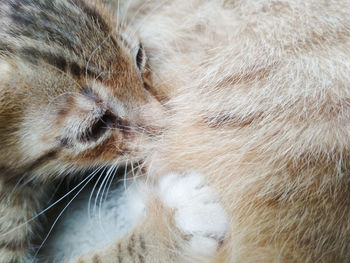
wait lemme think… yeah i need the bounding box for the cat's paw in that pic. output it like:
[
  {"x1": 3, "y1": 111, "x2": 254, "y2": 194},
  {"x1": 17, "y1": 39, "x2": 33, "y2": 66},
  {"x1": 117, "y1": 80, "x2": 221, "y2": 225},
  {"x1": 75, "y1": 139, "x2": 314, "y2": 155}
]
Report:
[{"x1": 158, "y1": 171, "x2": 228, "y2": 257}]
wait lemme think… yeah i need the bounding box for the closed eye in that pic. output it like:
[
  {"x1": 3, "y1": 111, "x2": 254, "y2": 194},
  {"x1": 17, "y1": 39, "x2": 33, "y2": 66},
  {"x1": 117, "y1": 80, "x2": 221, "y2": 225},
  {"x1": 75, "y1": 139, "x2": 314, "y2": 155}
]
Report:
[
  {"x1": 135, "y1": 43, "x2": 146, "y2": 72},
  {"x1": 81, "y1": 111, "x2": 117, "y2": 142}
]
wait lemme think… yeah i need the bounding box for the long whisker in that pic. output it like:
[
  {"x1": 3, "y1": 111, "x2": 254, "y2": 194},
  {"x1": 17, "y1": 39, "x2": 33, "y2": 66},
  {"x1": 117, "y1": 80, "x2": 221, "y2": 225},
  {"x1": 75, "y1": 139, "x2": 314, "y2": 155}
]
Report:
[
  {"x1": 96, "y1": 164, "x2": 117, "y2": 230},
  {"x1": 93, "y1": 70, "x2": 108, "y2": 83},
  {"x1": 6, "y1": 173, "x2": 28, "y2": 203},
  {"x1": 93, "y1": 167, "x2": 111, "y2": 219},
  {"x1": 108, "y1": 124, "x2": 157, "y2": 137},
  {"x1": 131, "y1": 162, "x2": 138, "y2": 186},
  {"x1": 123, "y1": 160, "x2": 128, "y2": 190},
  {"x1": 32, "y1": 167, "x2": 99, "y2": 261},
  {"x1": 88, "y1": 166, "x2": 108, "y2": 221},
  {"x1": 116, "y1": 173, "x2": 144, "y2": 185},
  {"x1": 101, "y1": 159, "x2": 120, "y2": 200},
  {"x1": 137, "y1": 160, "x2": 147, "y2": 174},
  {"x1": 103, "y1": 163, "x2": 120, "y2": 205},
  {"x1": 95, "y1": 165, "x2": 114, "y2": 208},
  {"x1": 0, "y1": 167, "x2": 102, "y2": 238},
  {"x1": 99, "y1": 160, "x2": 119, "y2": 207},
  {"x1": 45, "y1": 177, "x2": 66, "y2": 206}
]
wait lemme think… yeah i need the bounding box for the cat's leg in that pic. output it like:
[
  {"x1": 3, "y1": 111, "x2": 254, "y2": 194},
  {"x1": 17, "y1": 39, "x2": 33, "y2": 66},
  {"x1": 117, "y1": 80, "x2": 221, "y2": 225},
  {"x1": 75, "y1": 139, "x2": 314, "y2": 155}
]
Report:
[
  {"x1": 0, "y1": 178, "x2": 44, "y2": 263},
  {"x1": 72, "y1": 171, "x2": 228, "y2": 263}
]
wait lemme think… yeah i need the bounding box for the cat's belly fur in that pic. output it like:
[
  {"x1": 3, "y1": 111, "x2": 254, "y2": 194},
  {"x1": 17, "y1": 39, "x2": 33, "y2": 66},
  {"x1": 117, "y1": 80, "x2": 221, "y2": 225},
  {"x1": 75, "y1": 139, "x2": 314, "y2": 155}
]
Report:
[{"x1": 38, "y1": 183, "x2": 144, "y2": 262}]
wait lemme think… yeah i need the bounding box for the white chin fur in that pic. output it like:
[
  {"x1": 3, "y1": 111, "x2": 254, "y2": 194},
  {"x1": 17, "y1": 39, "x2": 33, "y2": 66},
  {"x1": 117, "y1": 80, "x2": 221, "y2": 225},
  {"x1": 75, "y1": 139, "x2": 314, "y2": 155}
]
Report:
[{"x1": 38, "y1": 182, "x2": 145, "y2": 262}]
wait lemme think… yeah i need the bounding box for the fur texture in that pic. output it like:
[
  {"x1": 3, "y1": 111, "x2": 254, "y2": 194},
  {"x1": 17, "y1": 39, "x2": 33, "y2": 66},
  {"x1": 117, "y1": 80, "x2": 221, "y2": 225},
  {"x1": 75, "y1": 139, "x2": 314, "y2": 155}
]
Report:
[
  {"x1": 0, "y1": 0, "x2": 164, "y2": 261},
  {"x1": 39, "y1": 182, "x2": 146, "y2": 262},
  {"x1": 45, "y1": 0, "x2": 350, "y2": 262},
  {"x1": 137, "y1": 0, "x2": 350, "y2": 262}
]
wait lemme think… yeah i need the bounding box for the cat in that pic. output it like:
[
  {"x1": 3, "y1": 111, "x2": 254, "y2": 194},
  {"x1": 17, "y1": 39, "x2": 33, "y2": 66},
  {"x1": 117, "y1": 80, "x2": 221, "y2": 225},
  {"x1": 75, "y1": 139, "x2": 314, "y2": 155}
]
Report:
[
  {"x1": 0, "y1": 0, "x2": 165, "y2": 262},
  {"x1": 44, "y1": 0, "x2": 350, "y2": 262}
]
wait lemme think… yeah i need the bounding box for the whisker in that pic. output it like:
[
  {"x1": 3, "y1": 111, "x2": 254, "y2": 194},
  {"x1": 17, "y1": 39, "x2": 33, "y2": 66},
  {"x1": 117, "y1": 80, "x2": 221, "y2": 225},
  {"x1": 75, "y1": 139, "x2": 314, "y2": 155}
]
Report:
[
  {"x1": 32, "y1": 167, "x2": 100, "y2": 261},
  {"x1": 88, "y1": 166, "x2": 108, "y2": 221},
  {"x1": 97, "y1": 164, "x2": 117, "y2": 231},
  {"x1": 100, "y1": 159, "x2": 120, "y2": 206},
  {"x1": 131, "y1": 162, "x2": 136, "y2": 184},
  {"x1": 123, "y1": 160, "x2": 128, "y2": 190},
  {"x1": 93, "y1": 167, "x2": 111, "y2": 219},
  {"x1": 6, "y1": 173, "x2": 28, "y2": 203},
  {"x1": 103, "y1": 163, "x2": 120, "y2": 205},
  {"x1": 45, "y1": 177, "x2": 66, "y2": 206},
  {"x1": 0, "y1": 166, "x2": 102, "y2": 238},
  {"x1": 93, "y1": 70, "x2": 108, "y2": 83},
  {"x1": 116, "y1": 173, "x2": 144, "y2": 184},
  {"x1": 108, "y1": 124, "x2": 157, "y2": 137}
]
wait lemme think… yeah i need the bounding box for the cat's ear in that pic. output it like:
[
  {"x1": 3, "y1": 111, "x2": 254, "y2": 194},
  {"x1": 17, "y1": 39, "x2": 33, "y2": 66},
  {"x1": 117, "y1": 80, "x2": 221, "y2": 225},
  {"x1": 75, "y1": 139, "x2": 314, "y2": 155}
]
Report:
[{"x1": 134, "y1": 43, "x2": 147, "y2": 74}]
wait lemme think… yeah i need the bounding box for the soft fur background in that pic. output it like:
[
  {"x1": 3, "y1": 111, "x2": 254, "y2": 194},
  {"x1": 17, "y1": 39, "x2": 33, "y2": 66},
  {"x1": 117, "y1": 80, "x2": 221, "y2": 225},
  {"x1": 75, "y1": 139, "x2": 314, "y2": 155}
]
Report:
[{"x1": 40, "y1": 0, "x2": 350, "y2": 262}]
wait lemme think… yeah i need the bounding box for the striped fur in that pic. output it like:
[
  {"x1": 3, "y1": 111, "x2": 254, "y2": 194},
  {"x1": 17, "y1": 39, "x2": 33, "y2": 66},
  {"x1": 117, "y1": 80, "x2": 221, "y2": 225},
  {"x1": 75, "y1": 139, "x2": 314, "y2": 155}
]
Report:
[
  {"x1": 5, "y1": 0, "x2": 350, "y2": 262},
  {"x1": 60, "y1": 0, "x2": 350, "y2": 262},
  {"x1": 0, "y1": 0, "x2": 164, "y2": 262}
]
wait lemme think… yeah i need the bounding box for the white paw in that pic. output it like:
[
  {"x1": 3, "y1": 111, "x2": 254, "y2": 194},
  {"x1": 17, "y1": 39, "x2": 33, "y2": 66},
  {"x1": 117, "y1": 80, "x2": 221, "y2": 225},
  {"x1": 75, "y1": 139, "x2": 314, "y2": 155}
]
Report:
[{"x1": 158, "y1": 171, "x2": 228, "y2": 257}]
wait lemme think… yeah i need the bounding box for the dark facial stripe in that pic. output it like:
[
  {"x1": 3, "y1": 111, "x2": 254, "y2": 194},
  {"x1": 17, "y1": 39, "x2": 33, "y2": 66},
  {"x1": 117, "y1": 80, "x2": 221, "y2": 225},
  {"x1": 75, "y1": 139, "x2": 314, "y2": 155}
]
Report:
[
  {"x1": 59, "y1": 137, "x2": 69, "y2": 148},
  {"x1": 8, "y1": 0, "x2": 25, "y2": 12},
  {"x1": 2, "y1": 0, "x2": 116, "y2": 78},
  {"x1": 20, "y1": 47, "x2": 40, "y2": 65},
  {"x1": 0, "y1": 167, "x2": 38, "y2": 187},
  {"x1": 70, "y1": 62, "x2": 101, "y2": 79},
  {"x1": 20, "y1": 47, "x2": 67, "y2": 71},
  {"x1": 73, "y1": 0, "x2": 110, "y2": 34},
  {"x1": 70, "y1": 62, "x2": 82, "y2": 77},
  {"x1": 19, "y1": 47, "x2": 102, "y2": 79},
  {"x1": 0, "y1": 239, "x2": 28, "y2": 252},
  {"x1": 7, "y1": 0, "x2": 77, "y2": 50},
  {"x1": 44, "y1": 53, "x2": 68, "y2": 71},
  {"x1": 26, "y1": 148, "x2": 60, "y2": 173},
  {"x1": 0, "y1": 42, "x2": 15, "y2": 54}
]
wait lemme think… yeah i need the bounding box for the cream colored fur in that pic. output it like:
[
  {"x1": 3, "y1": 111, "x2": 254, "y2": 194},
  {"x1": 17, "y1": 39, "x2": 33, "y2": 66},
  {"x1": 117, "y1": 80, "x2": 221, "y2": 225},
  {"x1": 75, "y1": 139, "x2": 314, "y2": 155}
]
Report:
[
  {"x1": 135, "y1": 0, "x2": 350, "y2": 262},
  {"x1": 43, "y1": 0, "x2": 350, "y2": 262}
]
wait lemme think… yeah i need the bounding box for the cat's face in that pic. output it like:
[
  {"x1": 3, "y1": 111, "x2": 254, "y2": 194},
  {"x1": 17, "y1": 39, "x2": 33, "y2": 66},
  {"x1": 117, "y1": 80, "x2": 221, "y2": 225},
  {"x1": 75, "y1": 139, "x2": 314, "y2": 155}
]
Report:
[{"x1": 0, "y1": 0, "x2": 164, "y2": 181}]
